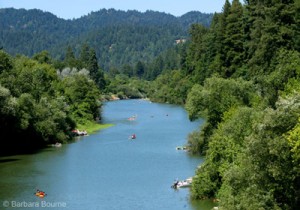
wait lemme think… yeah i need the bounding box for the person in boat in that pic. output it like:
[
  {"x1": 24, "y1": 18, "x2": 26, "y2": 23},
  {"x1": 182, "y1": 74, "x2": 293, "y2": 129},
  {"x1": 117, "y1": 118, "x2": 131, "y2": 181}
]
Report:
[
  {"x1": 131, "y1": 134, "x2": 136, "y2": 139},
  {"x1": 172, "y1": 179, "x2": 179, "y2": 189},
  {"x1": 173, "y1": 181, "x2": 179, "y2": 189},
  {"x1": 35, "y1": 189, "x2": 46, "y2": 197},
  {"x1": 128, "y1": 115, "x2": 137, "y2": 121}
]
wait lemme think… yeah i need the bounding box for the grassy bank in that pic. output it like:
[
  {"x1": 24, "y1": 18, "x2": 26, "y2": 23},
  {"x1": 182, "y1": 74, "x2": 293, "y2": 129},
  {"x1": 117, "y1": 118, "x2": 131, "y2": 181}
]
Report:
[{"x1": 76, "y1": 121, "x2": 114, "y2": 134}]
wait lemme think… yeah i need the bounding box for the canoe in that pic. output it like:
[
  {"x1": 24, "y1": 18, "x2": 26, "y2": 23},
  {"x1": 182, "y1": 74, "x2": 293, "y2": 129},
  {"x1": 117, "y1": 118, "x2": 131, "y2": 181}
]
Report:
[{"x1": 171, "y1": 177, "x2": 193, "y2": 189}]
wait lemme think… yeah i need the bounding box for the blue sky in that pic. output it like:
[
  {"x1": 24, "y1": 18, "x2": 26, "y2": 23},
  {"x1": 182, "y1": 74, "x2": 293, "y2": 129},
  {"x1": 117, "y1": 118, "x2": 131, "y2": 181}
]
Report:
[{"x1": 0, "y1": 0, "x2": 226, "y2": 19}]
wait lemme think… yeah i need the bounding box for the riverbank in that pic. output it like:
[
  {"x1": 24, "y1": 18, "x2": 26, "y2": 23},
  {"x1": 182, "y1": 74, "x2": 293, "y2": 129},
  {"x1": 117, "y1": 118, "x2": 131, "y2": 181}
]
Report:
[
  {"x1": 101, "y1": 94, "x2": 151, "y2": 102},
  {"x1": 76, "y1": 121, "x2": 114, "y2": 135}
]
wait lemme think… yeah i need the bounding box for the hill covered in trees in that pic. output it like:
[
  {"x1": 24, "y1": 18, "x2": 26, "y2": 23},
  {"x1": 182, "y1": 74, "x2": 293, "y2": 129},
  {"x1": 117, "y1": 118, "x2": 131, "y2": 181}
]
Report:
[
  {"x1": 0, "y1": 8, "x2": 213, "y2": 71},
  {"x1": 147, "y1": 0, "x2": 300, "y2": 209}
]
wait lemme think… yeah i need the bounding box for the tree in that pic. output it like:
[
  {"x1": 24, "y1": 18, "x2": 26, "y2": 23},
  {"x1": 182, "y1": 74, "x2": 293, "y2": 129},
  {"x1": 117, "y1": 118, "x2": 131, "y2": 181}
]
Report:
[
  {"x1": 295, "y1": 0, "x2": 300, "y2": 51},
  {"x1": 64, "y1": 46, "x2": 77, "y2": 68},
  {"x1": 219, "y1": 96, "x2": 300, "y2": 209},
  {"x1": 0, "y1": 50, "x2": 13, "y2": 74},
  {"x1": 86, "y1": 48, "x2": 98, "y2": 81},
  {"x1": 61, "y1": 74, "x2": 101, "y2": 123},
  {"x1": 191, "y1": 106, "x2": 257, "y2": 200},
  {"x1": 86, "y1": 48, "x2": 106, "y2": 90},
  {"x1": 32, "y1": 50, "x2": 52, "y2": 64},
  {"x1": 223, "y1": 0, "x2": 244, "y2": 77},
  {"x1": 134, "y1": 61, "x2": 145, "y2": 78},
  {"x1": 0, "y1": 55, "x2": 58, "y2": 100},
  {"x1": 79, "y1": 43, "x2": 90, "y2": 69},
  {"x1": 122, "y1": 64, "x2": 133, "y2": 77},
  {"x1": 262, "y1": 49, "x2": 300, "y2": 106},
  {"x1": 245, "y1": 0, "x2": 298, "y2": 75},
  {"x1": 185, "y1": 76, "x2": 259, "y2": 124}
]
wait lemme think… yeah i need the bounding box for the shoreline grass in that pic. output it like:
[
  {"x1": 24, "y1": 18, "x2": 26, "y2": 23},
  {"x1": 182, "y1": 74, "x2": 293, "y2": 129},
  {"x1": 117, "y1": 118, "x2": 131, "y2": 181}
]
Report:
[{"x1": 77, "y1": 121, "x2": 114, "y2": 134}]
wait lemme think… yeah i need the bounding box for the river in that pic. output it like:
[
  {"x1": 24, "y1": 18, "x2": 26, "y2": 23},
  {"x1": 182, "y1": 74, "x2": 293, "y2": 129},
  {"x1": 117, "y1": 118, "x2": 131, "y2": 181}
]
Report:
[{"x1": 0, "y1": 99, "x2": 214, "y2": 210}]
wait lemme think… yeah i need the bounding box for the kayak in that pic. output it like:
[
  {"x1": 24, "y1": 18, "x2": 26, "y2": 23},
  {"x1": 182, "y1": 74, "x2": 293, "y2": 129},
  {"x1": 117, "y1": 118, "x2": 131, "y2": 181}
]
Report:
[{"x1": 35, "y1": 191, "x2": 46, "y2": 198}]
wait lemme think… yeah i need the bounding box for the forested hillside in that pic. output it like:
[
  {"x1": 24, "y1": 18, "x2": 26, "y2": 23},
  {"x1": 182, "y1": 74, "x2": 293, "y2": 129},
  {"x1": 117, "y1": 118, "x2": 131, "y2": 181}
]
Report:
[
  {"x1": 0, "y1": 8, "x2": 212, "y2": 71},
  {"x1": 148, "y1": 0, "x2": 300, "y2": 209}
]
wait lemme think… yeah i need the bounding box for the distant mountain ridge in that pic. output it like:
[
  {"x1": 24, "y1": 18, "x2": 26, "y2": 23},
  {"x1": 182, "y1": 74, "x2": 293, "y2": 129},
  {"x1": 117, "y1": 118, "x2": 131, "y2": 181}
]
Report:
[{"x1": 0, "y1": 8, "x2": 213, "y2": 70}]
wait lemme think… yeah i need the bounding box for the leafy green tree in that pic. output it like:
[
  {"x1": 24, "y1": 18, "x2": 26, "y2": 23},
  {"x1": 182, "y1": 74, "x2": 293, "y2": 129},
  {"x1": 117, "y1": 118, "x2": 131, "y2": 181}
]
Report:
[
  {"x1": 191, "y1": 106, "x2": 257, "y2": 199},
  {"x1": 285, "y1": 116, "x2": 300, "y2": 172},
  {"x1": 32, "y1": 96, "x2": 73, "y2": 143},
  {"x1": 220, "y1": 96, "x2": 300, "y2": 209},
  {"x1": 187, "y1": 122, "x2": 212, "y2": 155},
  {"x1": 185, "y1": 76, "x2": 262, "y2": 158},
  {"x1": 185, "y1": 76, "x2": 259, "y2": 124},
  {"x1": 0, "y1": 55, "x2": 58, "y2": 100},
  {"x1": 149, "y1": 70, "x2": 193, "y2": 104},
  {"x1": 61, "y1": 74, "x2": 101, "y2": 123},
  {"x1": 0, "y1": 50, "x2": 13, "y2": 74},
  {"x1": 32, "y1": 50, "x2": 52, "y2": 64},
  {"x1": 262, "y1": 49, "x2": 300, "y2": 106}
]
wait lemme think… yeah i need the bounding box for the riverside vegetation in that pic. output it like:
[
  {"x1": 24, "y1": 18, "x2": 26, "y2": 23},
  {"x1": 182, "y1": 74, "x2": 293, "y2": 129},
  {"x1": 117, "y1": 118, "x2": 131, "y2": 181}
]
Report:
[{"x1": 0, "y1": 0, "x2": 300, "y2": 209}]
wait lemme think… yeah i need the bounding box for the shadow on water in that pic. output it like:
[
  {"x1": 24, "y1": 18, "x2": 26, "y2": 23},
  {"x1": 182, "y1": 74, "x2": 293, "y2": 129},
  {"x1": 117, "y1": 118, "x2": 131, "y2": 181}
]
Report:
[
  {"x1": 0, "y1": 148, "x2": 42, "y2": 158},
  {"x1": 0, "y1": 158, "x2": 20, "y2": 163}
]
